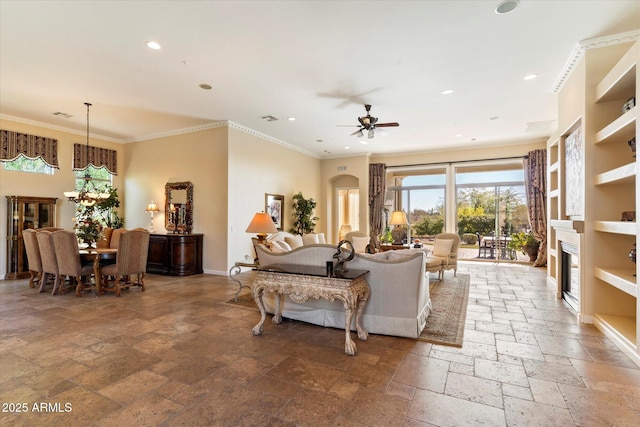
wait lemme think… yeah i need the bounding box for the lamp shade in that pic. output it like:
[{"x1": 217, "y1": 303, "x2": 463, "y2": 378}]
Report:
[
  {"x1": 145, "y1": 201, "x2": 160, "y2": 212},
  {"x1": 246, "y1": 212, "x2": 277, "y2": 234},
  {"x1": 388, "y1": 211, "x2": 408, "y2": 226}
]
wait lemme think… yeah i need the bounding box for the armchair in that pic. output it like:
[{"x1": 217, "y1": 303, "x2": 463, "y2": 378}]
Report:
[{"x1": 430, "y1": 232, "x2": 461, "y2": 279}]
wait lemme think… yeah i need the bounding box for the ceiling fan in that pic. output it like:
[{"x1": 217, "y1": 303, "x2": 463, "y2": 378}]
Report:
[{"x1": 338, "y1": 104, "x2": 399, "y2": 138}]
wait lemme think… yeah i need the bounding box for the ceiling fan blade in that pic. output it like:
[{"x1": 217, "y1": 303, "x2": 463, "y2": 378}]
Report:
[
  {"x1": 350, "y1": 128, "x2": 365, "y2": 136},
  {"x1": 376, "y1": 122, "x2": 399, "y2": 127},
  {"x1": 337, "y1": 125, "x2": 360, "y2": 127}
]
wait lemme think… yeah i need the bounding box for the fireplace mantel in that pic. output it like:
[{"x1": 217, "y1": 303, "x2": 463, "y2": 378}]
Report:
[{"x1": 550, "y1": 219, "x2": 584, "y2": 234}]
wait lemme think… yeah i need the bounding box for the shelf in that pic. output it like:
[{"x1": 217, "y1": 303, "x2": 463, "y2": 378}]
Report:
[
  {"x1": 594, "y1": 313, "x2": 637, "y2": 352},
  {"x1": 594, "y1": 107, "x2": 636, "y2": 145},
  {"x1": 594, "y1": 221, "x2": 638, "y2": 235},
  {"x1": 549, "y1": 189, "x2": 560, "y2": 198},
  {"x1": 594, "y1": 162, "x2": 636, "y2": 185},
  {"x1": 595, "y1": 42, "x2": 637, "y2": 103},
  {"x1": 549, "y1": 161, "x2": 559, "y2": 173},
  {"x1": 594, "y1": 267, "x2": 638, "y2": 297}
]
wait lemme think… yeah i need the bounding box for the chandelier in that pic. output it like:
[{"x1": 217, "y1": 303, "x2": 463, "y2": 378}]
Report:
[{"x1": 63, "y1": 102, "x2": 110, "y2": 207}]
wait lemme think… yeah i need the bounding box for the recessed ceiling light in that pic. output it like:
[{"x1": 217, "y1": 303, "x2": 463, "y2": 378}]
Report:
[
  {"x1": 146, "y1": 41, "x2": 162, "y2": 50},
  {"x1": 359, "y1": 140, "x2": 368, "y2": 145},
  {"x1": 455, "y1": 134, "x2": 462, "y2": 138},
  {"x1": 441, "y1": 89, "x2": 454, "y2": 95},
  {"x1": 287, "y1": 117, "x2": 296, "y2": 121},
  {"x1": 345, "y1": 146, "x2": 350, "y2": 150},
  {"x1": 199, "y1": 83, "x2": 212, "y2": 90},
  {"x1": 495, "y1": 0, "x2": 520, "y2": 14},
  {"x1": 523, "y1": 73, "x2": 539, "y2": 80}
]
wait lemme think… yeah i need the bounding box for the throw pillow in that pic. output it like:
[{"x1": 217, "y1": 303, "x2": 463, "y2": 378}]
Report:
[
  {"x1": 352, "y1": 236, "x2": 369, "y2": 253},
  {"x1": 302, "y1": 234, "x2": 319, "y2": 245},
  {"x1": 272, "y1": 240, "x2": 292, "y2": 251},
  {"x1": 432, "y1": 239, "x2": 454, "y2": 257},
  {"x1": 285, "y1": 235, "x2": 304, "y2": 249},
  {"x1": 316, "y1": 233, "x2": 326, "y2": 244}
]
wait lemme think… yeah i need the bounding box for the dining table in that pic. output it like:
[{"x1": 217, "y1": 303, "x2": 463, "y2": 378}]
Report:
[{"x1": 79, "y1": 247, "x2": 117, "y2": 294}]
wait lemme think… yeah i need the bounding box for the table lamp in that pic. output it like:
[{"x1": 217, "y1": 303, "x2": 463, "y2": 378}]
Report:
[
  {"x1": 246, "y1": 212, "x2": 277, "y2": 244},
  {"x1": 388, "y1": 210, "x2": 408, "y2": 245},
  {"x1": 145, "y1": 200, "x2": 160, "y2": 232}
]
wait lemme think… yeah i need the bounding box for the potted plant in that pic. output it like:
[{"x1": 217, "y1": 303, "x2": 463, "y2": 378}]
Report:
[
  {"x1": 290, "y1": 192, "x2": 318, "y2": 235},
  {"x1": 508, "y1": 231, "x2": 540, "y2": 262}
]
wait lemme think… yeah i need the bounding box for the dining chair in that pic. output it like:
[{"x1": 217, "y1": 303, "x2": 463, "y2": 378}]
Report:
[
  {"x1": 22, "y1": 229, "x2": 43, "y2": 288},
  {"x1": 35, "y1": 230, "x2": 61, "y2": 294},
  {"x1": 100, "y1": 229, "x2": 150, "y2": 297},
  {"x1": 51, "y1": 230, "x2": 95, "y2": 297}
]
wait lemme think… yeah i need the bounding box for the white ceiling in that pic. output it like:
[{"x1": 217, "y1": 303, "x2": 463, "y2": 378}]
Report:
[{"x1": 1, "y1": 1, "x2": 639, "y2": 158}]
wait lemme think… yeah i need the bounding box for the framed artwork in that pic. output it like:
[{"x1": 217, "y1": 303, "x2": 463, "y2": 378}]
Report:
[
  {"x1": 564, "y1": 126, "x2": 584, "y2": 217},
  {"x1": 265, "y1": 194, "x2": 284, "y2": 231}
]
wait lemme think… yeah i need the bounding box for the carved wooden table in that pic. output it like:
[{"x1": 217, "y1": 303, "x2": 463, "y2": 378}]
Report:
[{"x1": 251, "y1": 263, "x2": 370, "y2": 356}]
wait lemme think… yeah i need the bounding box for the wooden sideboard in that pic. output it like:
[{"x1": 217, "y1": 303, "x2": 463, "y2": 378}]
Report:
[{"x1": 147, "y1": 233, "x2": 203, "y2": 276}]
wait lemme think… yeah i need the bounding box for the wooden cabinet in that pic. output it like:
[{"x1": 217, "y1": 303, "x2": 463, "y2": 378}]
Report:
[
  {"x1": 5, "y1": 196, "x2": 58, "y2": 279},
  {"x1": 147, "y1": 233, "x2": 203, "y2": 276}
]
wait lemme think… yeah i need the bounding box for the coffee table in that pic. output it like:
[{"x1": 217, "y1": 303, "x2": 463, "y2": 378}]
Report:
[{"x1": 251, "y1": 263, "x2": 370, "y2": 356}]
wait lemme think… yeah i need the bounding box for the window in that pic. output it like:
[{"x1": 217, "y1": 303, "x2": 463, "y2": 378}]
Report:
[
  {"x1": 2, "y1": 154, "x2": 54, "y2": 175},
  {"x1": 74, "y1": 165, "x2": 112, "y2": 191}
]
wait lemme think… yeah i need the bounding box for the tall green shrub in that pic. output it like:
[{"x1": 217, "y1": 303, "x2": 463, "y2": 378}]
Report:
[{"x1": 290, "y1": 192, "x2": 318, "y2": 235}]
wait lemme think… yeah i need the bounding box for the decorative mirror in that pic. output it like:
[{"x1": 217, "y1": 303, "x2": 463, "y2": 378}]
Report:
[{"x1": 165, "y1": 181, "x2": 193, "y2": 234}]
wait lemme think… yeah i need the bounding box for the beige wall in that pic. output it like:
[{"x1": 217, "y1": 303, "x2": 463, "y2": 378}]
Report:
[
  {"x1": 0, "y1": 118, "x2": 125, "y2": 278},
  {"x1": 228, "y1": 127, "x2": 322, "y2": 265},
  {"x1": 123, "y1": 126, "x2": 229, "y2": 274}
]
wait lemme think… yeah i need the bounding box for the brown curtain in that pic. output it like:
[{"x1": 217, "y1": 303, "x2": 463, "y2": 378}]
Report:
[
  {"x1": 73, "y1": 143, "x2": 117, "y2": 175},
  {"x1": 524, "y1": 149, "x2": 547, "y2": 266},
  {"x1": 0, "y1": 130, "x2": 59, "y2": 168},
  {"x1": 368, "y1": 163, "x2": 386, "y2": 252}
]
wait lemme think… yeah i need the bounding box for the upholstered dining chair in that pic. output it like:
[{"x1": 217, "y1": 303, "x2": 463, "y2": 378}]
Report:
[
  {"x1": 35, "y1": 230, "x2": 61, "y2": 294},
  {"x1": 429, "y1": 232, "x2": 461, "y2": 280},
  {"x1": 51, "y1": 230, "x2": 95, "y2": 297},
  {"x1": 100, "y1": 229, "x2": 150, "y2": 297},
  {"x1": 22, "y1": 229, "x2": 43, "y2": 288}
]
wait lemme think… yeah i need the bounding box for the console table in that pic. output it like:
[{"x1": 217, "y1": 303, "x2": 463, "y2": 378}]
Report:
[
  {"x1": 251, "y1": 263, "x2": 370, "y2": 356},
  {"x1": 146, "y1": 233, "x2": 203, "y2": 276}
]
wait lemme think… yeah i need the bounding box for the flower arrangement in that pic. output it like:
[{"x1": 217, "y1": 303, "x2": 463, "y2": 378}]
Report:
[{"x1": 74, "y1": 212, "x2": 102, "y2": 247}]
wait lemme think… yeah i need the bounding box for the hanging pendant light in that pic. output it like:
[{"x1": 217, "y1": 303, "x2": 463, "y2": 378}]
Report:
[{"x1": 63, "y1": 102, "x2": 110, "y2": 207}]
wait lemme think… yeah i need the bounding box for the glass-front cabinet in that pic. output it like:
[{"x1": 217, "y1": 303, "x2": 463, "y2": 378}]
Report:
[{"x1": 5, "y1": 196, "x2": 58, "y2": 279}]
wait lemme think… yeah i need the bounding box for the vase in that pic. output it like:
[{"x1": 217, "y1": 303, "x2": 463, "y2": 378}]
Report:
[
  {"x1": 83, "y1": 238, "x2": 95, "y2": 249},
  {"x1": 525, "y1": 245, "x2": 539, "y2": 262},
  {"x1": 630, "y1": 244, "x2": 636, "y2": 265}
]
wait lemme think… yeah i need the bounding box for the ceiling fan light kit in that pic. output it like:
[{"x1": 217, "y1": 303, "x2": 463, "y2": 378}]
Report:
[{"x1": 341, "y1": 104, "x2": 399, "y2": 139}]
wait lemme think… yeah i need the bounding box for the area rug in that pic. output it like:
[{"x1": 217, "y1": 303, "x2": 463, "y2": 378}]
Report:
[
  {"x1": 418, "y1": 274, "x2": 470, "y2": 347},
  {"x1": 222, "y1": 273, "x2": 470, "y2": 348}
]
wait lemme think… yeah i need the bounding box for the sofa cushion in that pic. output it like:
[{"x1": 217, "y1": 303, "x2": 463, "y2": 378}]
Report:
[
  {"x1": 359, "y1": 251, "x2": 388, "y2": 260},
  {"x1": 285, "y1": 235, "x2": 304, "y2": 249},
  {"x1": 302, "y1": 234, "x2": 319, "y2": 245},
  {"x1": 432, "y1": 239, "x2": 453, "y2": 257},
  {"x1": 425, "y1": 257, "x2": 444, "y2": 268},
  {"x1": 352, "y1": 236, "x2": 369, "y2": 253}
]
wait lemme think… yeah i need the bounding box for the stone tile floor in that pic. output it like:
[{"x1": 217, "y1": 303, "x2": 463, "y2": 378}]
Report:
[{"x1": 1, "y1": 261, "x2": 638, "y2": 426}]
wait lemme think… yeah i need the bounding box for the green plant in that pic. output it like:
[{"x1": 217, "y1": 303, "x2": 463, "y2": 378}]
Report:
[
  {"x1": 290, "y1": 192, "x2": 318, "y2": 235},
  {"x1": 508, "y1": 231, "x2": 539, "y2": 255}
]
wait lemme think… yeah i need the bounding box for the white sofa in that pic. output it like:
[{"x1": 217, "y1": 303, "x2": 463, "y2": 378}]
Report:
[{"x1": 254, "y1": 243, "x2": 431, "y2": 338}]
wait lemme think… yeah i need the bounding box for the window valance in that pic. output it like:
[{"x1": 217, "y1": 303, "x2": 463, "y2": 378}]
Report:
[
  {"x1": 73, "y1": 143, "x2": 117, "y2": 175},
  {"x1": 0, "y1": 129, "x2": 59, "y2": 168}
]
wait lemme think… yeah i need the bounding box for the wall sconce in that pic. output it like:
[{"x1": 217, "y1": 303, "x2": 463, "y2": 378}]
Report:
[{"x1": 145, "y1": 200, "x2": 160, "y2": 232}]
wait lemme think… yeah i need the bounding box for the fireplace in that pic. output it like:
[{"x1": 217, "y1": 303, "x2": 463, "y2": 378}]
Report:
[{"x1": 561, "y1": 242, "x2": 580, "y2": 312}]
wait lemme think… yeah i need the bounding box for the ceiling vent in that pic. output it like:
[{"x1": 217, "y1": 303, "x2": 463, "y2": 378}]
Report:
[
  {"x1": 261, "y1": 115, "x2": 278, "y2": 122},
  {"x1": 53, "y1": 111, "x2": 73, "y2": 118},
  {"x1": 525, "y1": 120, "x2": 555, "y2": 132}
]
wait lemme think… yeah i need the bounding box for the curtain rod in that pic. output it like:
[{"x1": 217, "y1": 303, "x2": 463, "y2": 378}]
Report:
[{"x1": 386, "y1": 154, "x2": 528, "y2": 169}]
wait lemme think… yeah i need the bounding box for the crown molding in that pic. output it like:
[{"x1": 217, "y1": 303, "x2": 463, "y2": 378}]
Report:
[
  {"x1": 552, "y1": 30, "x2": 640, "y2": 93},
  {"x1": 0, "y1": 113, "x2": 122, "y2": 143},
  {"x1": 124, "y1": 121, "x2": 228, "y2": 143},
  {"x1": 226, "y1": 121, "x2": 320, "y2": 159}
]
